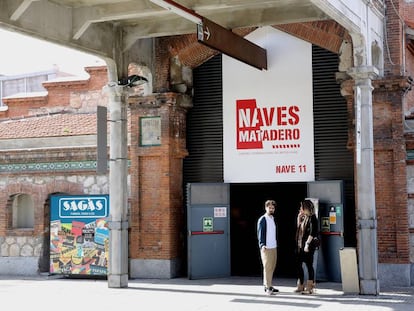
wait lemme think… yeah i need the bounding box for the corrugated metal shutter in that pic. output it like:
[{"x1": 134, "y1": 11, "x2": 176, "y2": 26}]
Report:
[
  {"x1": 312, "y1": 45, "x2": 354, "y2": 188},
  {"x1": 183, "y1": 55, "x2": 223, "y2": 183},
  {"x1": 185, "y1": 47, "x2": 354, "y2": 186},
  {"x1": 312, "y1": 45, "x2": 353, "y2": 181},
  {"x1": 312, "y1": 45, "x2": 355, "y2": 246}
]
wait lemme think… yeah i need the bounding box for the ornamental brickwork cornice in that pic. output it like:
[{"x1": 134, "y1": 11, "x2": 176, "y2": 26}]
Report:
[
  {"x1": 339, "y1": 76, "x2": 413, "y2": 96},
  {"x1": 128, "y1": 92, "x2": 192, "y2": 110},
  {"x1": 372, "y1": 77, "x2": 413, "y2": 93}
]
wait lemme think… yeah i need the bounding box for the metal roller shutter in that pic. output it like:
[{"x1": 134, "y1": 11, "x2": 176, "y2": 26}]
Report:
[
  {"x1": 312, "y1": 45, "x2": 355, "y2": 246},
  {"x1": 183, "y1": 55, "x2": 223, "y2": 183},
  {"x1": 312, "y1": 45, "x2": 354, "y2": 181}
]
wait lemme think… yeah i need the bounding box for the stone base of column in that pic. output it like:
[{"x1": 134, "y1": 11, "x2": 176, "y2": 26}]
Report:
[
  {"x1": 129, "y1": 258, "x2": 181, "y2": 279},
  {"x1": 108, "y1": 273, "x2": 129, "y2": 288},
  {"x1": 359, "y1": 279, "x2": 380, "y2": 295}
]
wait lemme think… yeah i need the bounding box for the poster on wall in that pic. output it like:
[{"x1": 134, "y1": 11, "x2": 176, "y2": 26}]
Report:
[
  {"x1": 223, "y1": 26, "x2": 315, "y2": 183},
  {"x1": 49, "y1": 194, "x2": 109, "y2": 276}
]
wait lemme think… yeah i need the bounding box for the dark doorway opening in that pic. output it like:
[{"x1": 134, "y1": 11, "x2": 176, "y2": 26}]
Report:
[{"x1": 230, "y1": 182, "x2": 307, "y2": 278}]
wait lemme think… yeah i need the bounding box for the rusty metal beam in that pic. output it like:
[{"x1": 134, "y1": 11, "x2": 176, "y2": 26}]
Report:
[
  {"x1": 197, "y1": 17, "x2": 267, "y2": 70},
  {"x1": 150, "y1": 0, "x2": 267, "y2": 70}
]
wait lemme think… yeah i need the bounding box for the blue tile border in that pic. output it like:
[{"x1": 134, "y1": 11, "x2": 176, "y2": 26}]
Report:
[{"x1": 0, "y1": 161, "x2": 97, "y2": 173}]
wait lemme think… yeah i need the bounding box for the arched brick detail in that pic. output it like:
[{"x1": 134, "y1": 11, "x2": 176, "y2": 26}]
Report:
[
  {"x1": 274, "y1": 21, "x2": 350, "y2": 54},
  {"x1": 155, "y1": 27, "x2": 258, "y2": 76},
  {"x1": 175, "y1": 27, "x2": 258, "y2": 68},
  {"x1": 0, "y1": 180, "x2": 83, "y2": 236},
  {"x1": 154, "y1": 27, "x2": 259, "y2": 92},
  {"x1": 158, "y1": 22, "x2": 347, "y2": 72}
]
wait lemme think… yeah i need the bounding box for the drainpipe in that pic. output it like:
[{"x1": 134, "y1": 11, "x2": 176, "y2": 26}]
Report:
[{"x1": 104, "y1": 61, "x2": 129, "y2": 288}]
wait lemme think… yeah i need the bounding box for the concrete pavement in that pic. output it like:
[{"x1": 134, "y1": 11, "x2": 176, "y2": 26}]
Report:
[{"x1": 0, "y1": 275, "x2": 413, "y2": 311}]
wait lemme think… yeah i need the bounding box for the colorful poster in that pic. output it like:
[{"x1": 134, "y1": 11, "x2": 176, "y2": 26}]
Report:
[
  {"x1": 223, "y1": 26, "x2": 314, "y2": 182},
  {"x1": 50, "y1": 194, "x2": 109, "y2": 276}
]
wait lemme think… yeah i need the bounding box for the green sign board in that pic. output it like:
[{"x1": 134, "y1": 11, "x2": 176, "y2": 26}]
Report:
[
  {"x1": 203, "y1": 217, "x2": 213, "y2": 232},
  {"x1": 321, "y1": 217, "x2": 330, "y2": 232}
]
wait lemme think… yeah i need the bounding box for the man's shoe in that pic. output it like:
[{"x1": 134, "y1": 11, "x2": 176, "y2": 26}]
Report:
[{"x1": 264, "y1": 286, "x2": 279, "y2": 295}]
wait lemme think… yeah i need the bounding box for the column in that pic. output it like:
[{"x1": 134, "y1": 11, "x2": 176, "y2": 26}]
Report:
[
  {"x1": 348, "y1": 66, "x2": 380, "y2": 295},
  {"x1": 104, "y1": 82, "x2": 129, "y2": 288}
]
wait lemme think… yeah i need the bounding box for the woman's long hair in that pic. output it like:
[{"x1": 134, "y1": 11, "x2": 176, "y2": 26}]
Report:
[{"x1": 301, "y1": 199, "x2": 314, "y2": 215}]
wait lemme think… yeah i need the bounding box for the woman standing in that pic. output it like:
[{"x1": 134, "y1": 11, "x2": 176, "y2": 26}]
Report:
[{"x1": 294, "y1": 199, "x2": 319, "y2": 294}]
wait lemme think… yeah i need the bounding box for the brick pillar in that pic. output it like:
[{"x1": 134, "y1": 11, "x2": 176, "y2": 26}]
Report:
[
  {"x1": 371, "y1": 79, "x2": 410, "y2": 270},
  {"x1": 342, "y1": 76, "x2": 412, "y2": 287},
  {"x1": 128, "y1": 92, "x2": 191, "y2": 278}
]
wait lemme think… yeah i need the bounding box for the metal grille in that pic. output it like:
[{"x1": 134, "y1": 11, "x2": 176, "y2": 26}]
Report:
[
  {"x1": 183, "y1": 55, "x2": 223, "y2": 183},
  {"x1": 312, "y1": 45, "x2": 354, "y2": 185},
  {"x1": 312, "y1": 45, "x2": 353, "y2": 181},
  {"x1": 312, "y1": 45, "x2": 355, "y2": 246}
]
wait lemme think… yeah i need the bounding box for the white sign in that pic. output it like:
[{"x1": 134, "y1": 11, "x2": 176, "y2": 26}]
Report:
[
  {"x1": 140, "y1": 116, "x2": 161, "y2": 146},
  {"x1": 214, "y1": 207, "x2": 227, "y2": 218},
  {"x1": 223, "y1": 27, "x2": 314, "y2": 182}
]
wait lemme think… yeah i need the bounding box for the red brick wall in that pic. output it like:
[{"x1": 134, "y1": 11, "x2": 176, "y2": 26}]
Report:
[
  {"x1": 384, "y1": 0, "x2": 404, "y2": 75},
  {"x1": 341, "y1": 74, "x2": 411, "y2": 264},
  {"x1": 402, "y1": 0, "x2": 414, "y2": 24},
  {"x1": 43, "y1": 67, "x2": 107, "y2": 108},
  {"x1": 402, "y1": 1, "x2": 414, "y2": 113},
  {"x1": 84, "y1": 67, "x2": 108, "y2": 90},
  {"x1": 154, "y1": 37, "x2": 174, "y2": 93},
  {"x1": 275, "y1": 21, "x2": 349, "y2": 54},
  {"x1": 1, "y1": 66, "x2": 108, "y2": 119},
  {"x1": 372, "y1": 79, "x2": 409, "y2": 263},
  {"x1": 128, "y1": 93, "x2": 189, "y2": 261},
  {"x1": 153, "y1": 28, "x2": 256, "y2": 94},
  {"x1": 2, "y1": 96, "x2": 47, "y2": 118}
]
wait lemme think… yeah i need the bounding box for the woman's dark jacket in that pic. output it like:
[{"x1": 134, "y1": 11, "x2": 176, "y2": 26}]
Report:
[{"x1": 296, "y1": 214, "x2": 319, "y2": 251}]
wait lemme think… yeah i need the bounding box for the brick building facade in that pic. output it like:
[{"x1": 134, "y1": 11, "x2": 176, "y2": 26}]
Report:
[{"x1": 0, "y1": 0, "x2": 414, "y2": 288}]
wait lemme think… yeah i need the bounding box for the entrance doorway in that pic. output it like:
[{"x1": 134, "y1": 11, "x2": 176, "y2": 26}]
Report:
[
  {"x1": 185, "y1": 46, "x2": 356, "y2": 279},
  {"x1": 230, "y1": 182, "x2": 307, "y2": 278}
]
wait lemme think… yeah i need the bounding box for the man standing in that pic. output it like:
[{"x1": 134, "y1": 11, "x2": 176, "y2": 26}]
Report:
[{"x1": 257, "y1": 199, "x2": 279, "y2": 295}]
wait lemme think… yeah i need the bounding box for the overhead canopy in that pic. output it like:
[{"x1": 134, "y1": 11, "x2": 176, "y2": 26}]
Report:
[{"x1": 0, "y1": 0, "x2": 330, "y2": 61}]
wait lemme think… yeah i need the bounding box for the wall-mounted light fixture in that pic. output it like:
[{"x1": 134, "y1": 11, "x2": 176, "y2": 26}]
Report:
[{"x1": 118, "y1": 75, "x2": 148, "y2": 87}]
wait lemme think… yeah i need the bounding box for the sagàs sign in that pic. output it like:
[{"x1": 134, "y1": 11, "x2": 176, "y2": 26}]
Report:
[{"x1": 223, "y1": 27, "x2": 315, "y2": 183}]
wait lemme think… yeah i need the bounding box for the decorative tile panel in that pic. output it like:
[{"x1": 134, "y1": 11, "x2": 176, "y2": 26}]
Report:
[{"x1": 0, "y1": 161, "x2": 97, "y2": 173}]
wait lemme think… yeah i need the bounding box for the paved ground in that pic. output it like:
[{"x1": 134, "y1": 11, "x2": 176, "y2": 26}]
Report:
[{"x1": 0, "y1": 275, "x2": 413, "y2": 311}]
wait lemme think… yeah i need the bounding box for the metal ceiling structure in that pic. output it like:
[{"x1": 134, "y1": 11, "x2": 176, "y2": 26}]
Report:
[{"x1": 0, "y1": 0, "x2": 330, "y2": 70}]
